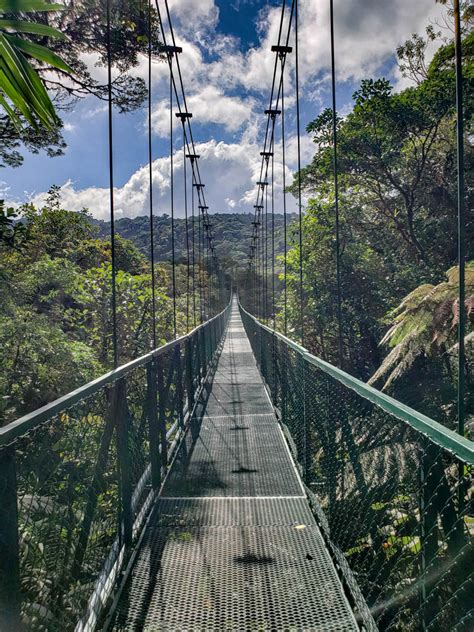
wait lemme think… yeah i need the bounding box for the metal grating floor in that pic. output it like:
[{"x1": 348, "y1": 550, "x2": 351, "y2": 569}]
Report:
[{"x1": 109, "y1": 299, "x2": 359, "y2": 631}]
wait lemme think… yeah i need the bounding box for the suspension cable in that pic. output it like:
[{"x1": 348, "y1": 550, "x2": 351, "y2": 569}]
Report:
[
  {"x1": 453, "y1": 0, "x2": 465, "y2": 437},
  {"x1": 106, "y1": 0, "x2": 118, "y2": 368},
  {"x1": 271, "y1": 128, "x2": 276, "y2": 328},
  {"x1": 188, "y1": 156, "x2": 198, "y2": 327},
  {"x1": 183, "y1": 124, "x2": 190, "y2": 331},
  {"x1": 246, "y1": 0, "x2": 294, "y2": 328},
  {"x1": 169, "y1": 54, "x2": 177, "y2": 338},
  {"x1": 247, "y1": 0, "x2": 286, "y2": 276},
  {"x1": 280, "y1": 50, "x2": 288, "y2": 335},
  {"x1": 162, "y1": 0, "x2": 220, "y2": 297},
  {"x1": 330, "y1": 0, "x2": 343, "y2": 367},
  {"x1": 295, "y1": 0, "x2": 304, "y2": 346},
  {"x1": 197, "y1": 197, "x2": 202, "y2": 321},
  {"x1": 176, "y1": 114, "x2": 192, "y2": 331},
  {"x1": 264, "y1": 174, "x2": 269, "y2": 323},
  {"x1": 147, "y1": 0, "x2": 157, "y2": 349},
  {"x1": 156, "y1": 0, "x2": 221, "y2": 318}
]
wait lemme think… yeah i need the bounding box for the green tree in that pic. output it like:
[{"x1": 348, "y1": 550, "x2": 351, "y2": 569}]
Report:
[
  {"x1": 0, "y1": 308, "x2": 102, "y2": 423},
  {"x1": 72, "y1": 263, "x2": 174, "y2": 365}
]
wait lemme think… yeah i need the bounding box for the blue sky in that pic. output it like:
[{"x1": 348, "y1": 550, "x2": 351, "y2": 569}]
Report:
[{"x1": 2, "y1": 0, "x2": 444, "y2": 219}]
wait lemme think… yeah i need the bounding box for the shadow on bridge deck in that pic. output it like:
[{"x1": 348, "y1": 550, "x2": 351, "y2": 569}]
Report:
[{"x1": 107, "y1": 299, "x2": 358, "y2": 631}]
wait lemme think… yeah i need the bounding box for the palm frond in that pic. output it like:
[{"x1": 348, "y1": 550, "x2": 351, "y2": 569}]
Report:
[
  {"x1": 371, "y1": 262, "x2": 474, "y2": 389},
  {"x1": 0, "y1": 1, "x2": 70, "y2": 129}
]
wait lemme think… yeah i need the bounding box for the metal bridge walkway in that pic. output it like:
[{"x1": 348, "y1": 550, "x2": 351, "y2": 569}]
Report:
[{"x1": 109, "y1": 299, "x2": 358, "y2": 631}]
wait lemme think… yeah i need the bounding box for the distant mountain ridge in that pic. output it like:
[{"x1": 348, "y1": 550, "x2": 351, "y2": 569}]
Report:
[{"x1": 92, "y1": 212, "x2": 297, "y2": 266}]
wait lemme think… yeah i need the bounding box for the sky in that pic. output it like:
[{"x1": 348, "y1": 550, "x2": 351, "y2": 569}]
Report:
[{"x1": 2, "y1": 0, "x2": 446, "y2": 220}]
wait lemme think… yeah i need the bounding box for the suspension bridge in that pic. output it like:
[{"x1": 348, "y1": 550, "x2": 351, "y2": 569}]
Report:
[{"x1": 0, "y1": 0, "x2": 472, "y2": 630}]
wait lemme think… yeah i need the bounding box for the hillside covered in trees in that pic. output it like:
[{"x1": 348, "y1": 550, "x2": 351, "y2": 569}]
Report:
[{"x1": 93, "y1": 212, "x2": 295, "y2": 268}]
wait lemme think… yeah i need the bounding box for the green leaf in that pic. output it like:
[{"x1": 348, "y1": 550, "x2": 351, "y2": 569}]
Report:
[
  {"x1": 0, "y1": 69, "x2": 35, "y2": 124},
  {"x1": 6, "y1": 34, "x2": 74, "y2": 73},
  {"x1": 0, "y1": 32, "x2": 58, "y2": 128},
  {"x1": 0, "y1": 1, "x2": 66, "y2": 13},
  {"x1": 0, "y1": 35, "x2": 56, "y2": 125},
  {"x1": 0, "y1": 89, "x2": 22, "y2": 127},
  {"x1": 0, "y1": 18, "x2": 68, "y2": 40}
]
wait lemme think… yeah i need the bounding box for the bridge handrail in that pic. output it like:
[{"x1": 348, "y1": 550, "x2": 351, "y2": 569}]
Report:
[
  {"x1": 239, "y1": 301, "x2": 474, "y2": 465},
  {"x1": 0, "y1": 303, "x2": 230, "y2": 448},
  {"x1": 240, "y1": 299, "x2": 473, "y2": 629}
]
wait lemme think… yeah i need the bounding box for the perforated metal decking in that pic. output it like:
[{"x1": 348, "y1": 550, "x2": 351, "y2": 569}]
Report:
[{"x1": 109, "y1": 300, "x2": 359, "y2": 631}]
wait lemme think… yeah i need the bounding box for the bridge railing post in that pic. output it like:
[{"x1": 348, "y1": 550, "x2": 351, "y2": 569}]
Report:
[
  {"x1": 114, "y1": 378, "x2": 133, "y2": 547},
  {"x1": 280, "y1": 339, "x2": 288, "y2": 427},
  {"x1": 210, "y1": 320, "x2": 214, "y2": 359},
  {"x1": 0, "y1": 444, "x2": 21, "y2": 631},
  {"x1": 272, "y1": 331, "x2": 277, "y2": 405},
  {"x1": 156, "y1": 357, "x2": 168, "y2": 472},
  {"x1": 206, "y1": 323, "x2": 211, "y2": 365},
  {"x1": 185, "y1": 336, "x2": 195, "y2": 414},
  {"x1": 201, "y1": 324, "x2": 207, "y2": 369},
  {"x1": 213, "y1": 318, "x2": 217, "y2": 355},
  {"x1": 300, "y1": 353, "x2": 309, "y2": 483},
  {"x1": 146, "y1": 360, "x2": 161, "y2": 490},
  {"x1": 175, "y1": 345, "x2": 185, "y2": 430}
]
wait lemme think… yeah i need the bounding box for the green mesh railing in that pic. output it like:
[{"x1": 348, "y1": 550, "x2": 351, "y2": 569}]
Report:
[
  {"x1": 0, "y1": 303, "x2": 230, "y2": 631},
  {"x1": 240, "y1": 302, "x2": 473, "y2": 632}
]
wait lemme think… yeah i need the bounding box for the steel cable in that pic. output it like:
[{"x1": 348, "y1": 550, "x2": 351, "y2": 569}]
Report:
[
  {"x1": 169, "y1": 57, "x2": 177, "y2": 338},
  {"x1": 147, "y1": 0, "x2": 157, "y2": 349},
  {"x1": 295, "y1": 0, "x2": 304, "y2": 346},
  {"x1": 181, "y1": 121, "x2": 190, "y2": 331},
  {"x1": 106, "y1": 0, "x2": 118, "y2": 368},
  {"x1": 329, "y1": 0, "x2": 343, "y2": 367}
]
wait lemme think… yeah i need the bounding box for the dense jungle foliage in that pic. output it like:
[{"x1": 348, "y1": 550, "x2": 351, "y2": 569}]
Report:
[
  {"x1": 0, "y1": 189, "x2": 227, "y2": 425},
  {"x1": 274, "y1": 25, "x2": 474, "y2": 431}
]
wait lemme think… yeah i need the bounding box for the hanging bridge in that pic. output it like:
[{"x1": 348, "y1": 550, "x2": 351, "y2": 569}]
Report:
[
  {"x1": 0, "y1": 0, "x2": 472, "y2": 630},
  {"x1": 0, "y1": 294, "x2": 472, "y2": 631}
]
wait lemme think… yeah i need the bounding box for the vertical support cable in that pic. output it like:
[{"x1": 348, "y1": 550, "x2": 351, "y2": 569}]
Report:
[
  {"x1": 453, "y1": 0, "x2": 465, "y2": 440},
  {"x1": 259, "y1": 209, "x2": 265, "y2": 319},
  {"x1": 330, "y1": 0, "x2": 343, "y2": 368},
  {"x1": 204, "y1": 224, "x2": 208, "y2": 318},
  {"x1": 181, "y1": 122, "x2": 190, "y2": 331},
  {"x1": 169, "y1": 56, "x2": 177, "y2": 338},
  {"x1": 280, "y1": 53, "x2": 288, "y2": 335},
  {"x1": 261, "y1": 206, "x2": 264, "y2": 318},
  {"x1": 148, "y1": 0, "x2": 157, "y2": 349},
  {"x1": 191, "y1": 167, "x2": 196, "y2": 327},
  {"x1": 206, "y1": 223, "x2": 209, "y2": 315},
  {"x1": 295, "y1": 0, "x2": 304, "y2": 346},
  {"x1": 198, "y1": 202, "x2": 203, "y2": 322},
  {"x1": 453, "y1": 0, "x2": 466, "y2": 544},
  {"x1": 265, "y1": 178, "x2": 269, "y2": 323},
  {"x1": 106, "y1": 0, "x2": 118, "y2": 368},
  {"x1": 257, "y1": 224, "x2": 261, "y2": 317},
  {"x1": 271, "y1": 130, "x2": 276, "y2": 329}
]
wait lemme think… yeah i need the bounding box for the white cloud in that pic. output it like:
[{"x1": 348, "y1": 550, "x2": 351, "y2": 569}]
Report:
[
  {"x1": 166, "y1": 0, "x2": 219, "y2": 36},
  {"x1": 151, "y1": 86, "x2": 255, "y2": 136},
  {"x1": 26, "y1": 136, "x2": 303, "y2": 220},
  {"x1": 295, "y1": 0, "x2": 445, "y2": 84}
]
